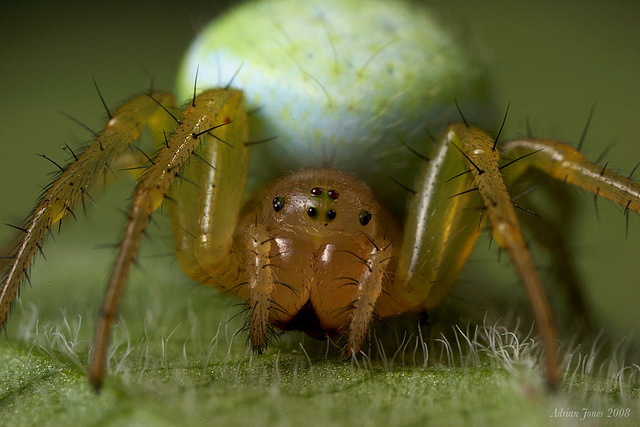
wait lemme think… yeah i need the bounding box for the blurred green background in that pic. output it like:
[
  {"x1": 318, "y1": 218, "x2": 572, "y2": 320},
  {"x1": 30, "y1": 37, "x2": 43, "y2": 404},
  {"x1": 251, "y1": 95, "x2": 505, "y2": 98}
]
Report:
[{"x1": 0, "y1": 0, "x2": 638, "y2": 350}]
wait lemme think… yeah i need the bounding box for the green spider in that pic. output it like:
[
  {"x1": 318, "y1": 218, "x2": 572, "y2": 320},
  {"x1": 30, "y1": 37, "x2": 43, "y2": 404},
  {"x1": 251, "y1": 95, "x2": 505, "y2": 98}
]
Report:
[{"x1": 1, "y1": 0, "x2": 638, "y2": 393}]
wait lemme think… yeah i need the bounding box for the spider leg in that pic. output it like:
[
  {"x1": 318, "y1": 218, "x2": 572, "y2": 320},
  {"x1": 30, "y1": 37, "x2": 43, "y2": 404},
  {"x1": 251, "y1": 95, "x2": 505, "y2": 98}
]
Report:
[
  {"x1": 0, "y1": 92, "x2": 174, "y2": 330},
  {"x1": 507, "y1": 168, "x2": 592, "y2": 328},
  {"x1": 387, "y1": 123, "x2": 569, "y2": 389},
  {"x1": 454, "y1": 123, "x2": 561, "y2": 390},
  {"x1": 500, "y1": 137, "x2": 640, "y2": 331},
  {"x1": 346, "y1": 236, "x2": 393, "y2": 355},
  {"x1": 390, "y1": 126, "x2": 486, "y2": 317},
  {"x1": 89, "y1": 89, "x2": 247, "y2": 391},
  {"x1": 244, "y1": 222, "x2": 276, "y2": 352},
  {"x1": 501, "y1": 138, "x2": 640, "y2": 214},
  {"x1": 167, "y1": 88, "x2": 249, "y2": 291}
]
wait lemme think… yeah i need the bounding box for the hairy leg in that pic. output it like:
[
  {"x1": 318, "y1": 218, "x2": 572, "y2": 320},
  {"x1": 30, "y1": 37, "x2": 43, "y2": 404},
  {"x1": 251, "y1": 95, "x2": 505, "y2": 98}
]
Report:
[
  {"x1": 89, "y1": 89, "x2": 248, "y2": 391},
  {"x1": 0, "y1": 92, "x2": 174, "y2": 330}
]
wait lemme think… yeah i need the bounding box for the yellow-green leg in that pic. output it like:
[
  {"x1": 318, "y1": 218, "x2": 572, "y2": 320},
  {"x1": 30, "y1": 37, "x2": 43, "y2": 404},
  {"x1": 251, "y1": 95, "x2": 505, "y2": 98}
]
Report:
[
  {"x1": 0, "y1": 92, "x2": 175, "y2": 333},
  {"x1": 89, "y1": 89, "x2": 249, "y2": 391}
]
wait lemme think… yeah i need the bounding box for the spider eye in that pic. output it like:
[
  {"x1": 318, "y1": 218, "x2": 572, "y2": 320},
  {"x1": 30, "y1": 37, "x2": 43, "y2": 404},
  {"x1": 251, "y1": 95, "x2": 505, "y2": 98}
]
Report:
[
  {"x1": 327, "y1": 189, "x2": 339, "y2": 200},
  {"x1": 307, "y1": 207, "x2": 318, "y2": 218},
  {"x1": 326, "y1": 209, "x2": 337, "y2": 220},
  {"x1": 310, "y1": 187, "x2": 323, "y2": 196},
  {"x1": 359, "y1": 210, "x2": 372, "y2": 226},
  {"x1": 272, "y1": 196, "x2": 285, "y2": 212}
]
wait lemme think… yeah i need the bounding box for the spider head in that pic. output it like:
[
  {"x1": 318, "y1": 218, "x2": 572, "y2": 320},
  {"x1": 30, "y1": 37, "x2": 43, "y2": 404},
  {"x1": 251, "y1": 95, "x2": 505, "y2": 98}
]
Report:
[{"x1": 257, "y1": 168, "x2": 394, "y2": 237}]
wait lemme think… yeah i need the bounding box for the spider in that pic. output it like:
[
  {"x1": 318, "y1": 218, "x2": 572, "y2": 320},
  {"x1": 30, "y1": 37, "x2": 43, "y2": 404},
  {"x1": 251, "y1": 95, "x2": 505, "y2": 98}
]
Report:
[{"x1": 1, "y1": 0, "x2": 639, "y2": 393}]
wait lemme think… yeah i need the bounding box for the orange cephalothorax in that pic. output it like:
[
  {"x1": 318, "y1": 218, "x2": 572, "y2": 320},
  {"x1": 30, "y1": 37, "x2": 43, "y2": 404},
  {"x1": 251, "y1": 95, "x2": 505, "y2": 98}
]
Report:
[{"x1": 234, "y1": 169, "x2": 399, "y2": 350}]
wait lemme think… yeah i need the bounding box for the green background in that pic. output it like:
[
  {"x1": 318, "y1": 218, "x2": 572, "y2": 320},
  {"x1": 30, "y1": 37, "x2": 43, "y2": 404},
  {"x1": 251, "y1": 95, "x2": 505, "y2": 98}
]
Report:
[{"x1": 0, "y1": 0, "x2": 638, "y2": 425}]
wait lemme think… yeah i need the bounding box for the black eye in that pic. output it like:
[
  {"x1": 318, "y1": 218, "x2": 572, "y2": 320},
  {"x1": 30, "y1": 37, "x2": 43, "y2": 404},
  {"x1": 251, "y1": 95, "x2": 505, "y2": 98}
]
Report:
[
  {"x1": 326, "y1": 209, "x2": 337, "y2": 220},
  {"x1": 272, "y1": 196, "x2": 285, "y2": 212},
  {"x1": 359, "y1": 210, "x2": 372, "y2": 226},
  {"x1": 310, "y1": 187, "x2": 323, "y2": 196},
  {"x1": 307, "y1": 207, "x2": 318, "y2": 217}
]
